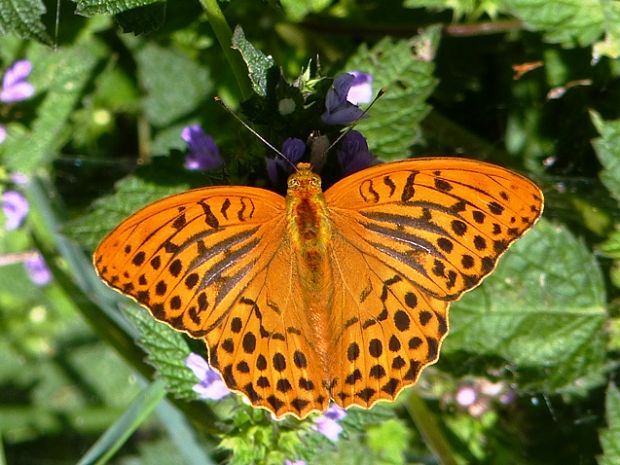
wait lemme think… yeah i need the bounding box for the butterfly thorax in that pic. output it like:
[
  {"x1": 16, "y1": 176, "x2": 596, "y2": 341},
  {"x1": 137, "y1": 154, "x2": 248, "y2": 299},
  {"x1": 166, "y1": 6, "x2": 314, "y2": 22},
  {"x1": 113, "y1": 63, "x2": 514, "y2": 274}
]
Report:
[{"x1": 286, "y1": 164, "x2": 332, "y2": 291}]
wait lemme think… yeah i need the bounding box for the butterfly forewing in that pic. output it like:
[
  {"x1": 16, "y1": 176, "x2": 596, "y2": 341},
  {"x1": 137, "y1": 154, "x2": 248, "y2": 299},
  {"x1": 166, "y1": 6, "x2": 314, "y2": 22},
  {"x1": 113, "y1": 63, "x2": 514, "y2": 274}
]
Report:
[
  {"x1": 325, "y1": 158, "x2": 543, "y2": 298},
  {"x1": 95, "y1": 187, "x2": 284, "y2": 333}
]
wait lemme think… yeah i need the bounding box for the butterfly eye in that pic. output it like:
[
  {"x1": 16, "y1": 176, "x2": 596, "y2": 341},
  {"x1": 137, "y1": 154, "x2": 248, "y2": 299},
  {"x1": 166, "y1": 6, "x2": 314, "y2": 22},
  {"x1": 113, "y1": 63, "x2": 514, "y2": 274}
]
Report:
[{"x1": 288, "y1": 178, "x2": 300, "y2": 188}]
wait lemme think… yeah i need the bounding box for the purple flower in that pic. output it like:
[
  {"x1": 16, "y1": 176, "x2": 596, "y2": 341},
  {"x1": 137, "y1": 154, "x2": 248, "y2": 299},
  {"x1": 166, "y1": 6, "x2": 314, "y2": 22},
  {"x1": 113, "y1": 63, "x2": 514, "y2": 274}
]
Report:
[
  {"x1": 24, "y1": 252, "x2": 51, "y2": 286},
  {"x1": 455, "y1": 385, "x2": 477, "y2": 407},
  {"x1": 266, "y1": 137, "x2": 305, "y2": 185},
  {"x1": 321, "y1": 73, "x2": 366, "y2": 125},
  {"x1": 2, "y1": 190, "x2": 29, "y2": 231},
  {"x1": 454, "y1": 378, "x2": 514, "y2": 417},
  {"x1": 312, "y1": 404, "x2": 346, "y2": 442},
  {"x1": 0, "y1": 125, "x2": 6, "y2": 144},
  {"x1": 337, "y1": 130, "x2": 376, "y2": 176},
  {"x1": 181, "y1": 125, "x2": 223, "y2": 171},
  {"x1": 10, "y1": 172, "x2": 29, "y2": 185},
  {"x1": 346, "y1": 71, "x2": 373, "y2": 105},
  {"x1": 1, "y1": 60, "x2": 34, "y2": 103},
  {"x1": 185, "y1": 352, "x2": 229, "y2": 400}
]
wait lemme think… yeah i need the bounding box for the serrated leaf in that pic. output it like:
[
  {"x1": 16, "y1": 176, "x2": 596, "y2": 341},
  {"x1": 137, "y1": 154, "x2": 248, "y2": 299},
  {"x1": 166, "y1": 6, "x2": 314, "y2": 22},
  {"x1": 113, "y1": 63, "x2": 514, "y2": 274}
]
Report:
[
  {"x1": 0, "y1": 0, "x2": 50, "y2": 44},
  {"x1": 445, "y1": 220, "x2": 608, "y2": 395},
  {"x1": 1, "y1": 43, "x2": 99, "y2": 172},
  {"x1": 591, "y1": 110, "x2": 620, "y2": 204},
  {"x1": 598, "y1": 384, "x2": 620, "y2": 465},
  {"x1": 345, "y1": 32, "x2": 438, "y2": 160},
  {"x1": 135, "y1": 42, "x2": 212, "y2": 127},
  {"x1": 501, "y1": 0, "x2": 608, "y2": 48},
  {"x1": 124, "y1": 303, "x2": 197, "y2": 400},
  {"x1": 231, "y1": 26, "x2": 276, "y2": 97},
  {"x1": 75, "y1": 0, "x2": 163, "y2": 16}
]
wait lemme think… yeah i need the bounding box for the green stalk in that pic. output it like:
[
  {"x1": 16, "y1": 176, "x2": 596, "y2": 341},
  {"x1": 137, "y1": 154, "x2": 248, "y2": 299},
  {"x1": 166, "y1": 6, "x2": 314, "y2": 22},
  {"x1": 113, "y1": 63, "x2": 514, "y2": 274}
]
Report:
[
  {"x1": 199, "y1": 0, "x2": 253, "y2": 100},
  {"x1": 406, "y1": 393, "x2": 459, "y2": 465},
  {"x1": 76, "y1": 380, "x2": 168, "y2": 465}
]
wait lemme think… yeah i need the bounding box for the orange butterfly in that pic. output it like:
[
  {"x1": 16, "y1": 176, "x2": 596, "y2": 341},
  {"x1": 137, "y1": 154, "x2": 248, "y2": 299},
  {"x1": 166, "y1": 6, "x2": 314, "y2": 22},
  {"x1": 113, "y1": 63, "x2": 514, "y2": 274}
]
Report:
[{"x1": 94, "y1": 158, "x2": 543, "y2": 418}]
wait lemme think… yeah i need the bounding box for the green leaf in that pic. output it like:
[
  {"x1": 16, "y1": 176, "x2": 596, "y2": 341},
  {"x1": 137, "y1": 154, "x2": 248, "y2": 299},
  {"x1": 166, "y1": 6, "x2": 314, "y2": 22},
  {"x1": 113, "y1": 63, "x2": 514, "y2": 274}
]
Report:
[
  {"x1": 366, "y1": 419, "x2": 411, "y2": 465},
  {"x1": 592, "y1": 0, "x2": 620, "y2": 60},
  {"x1": 231, "y1": 26, "x2": 276, "y2": 98},
  {"x1": 599, "y1": 227, "x2": 620, "y2": 259},
  {"x1": 1, "y1": 43, "x2": 99, "y2": 173},
  {"x1": 75, "y1": 0, "x2": 163, "y2": 16},
  {"x1": 591, "y1": 110, "x2": 620, "y2": 204},
  {"x1": 445, "y1": 219, "x2": 608, "y2": 395},
  {"x1": 598, "y1": 384, "x2": 620, "y2": 465},
  {"x1": 345, "y1": 30, "x2": 439, "y2": 160},
  {"x1": 135, "y1": 42, "x2": 212, "y2": 127},
  {"x1": 220, "y1": 415, "x2": 306, "y2": 465},
  {"x1": 501, "y1": 0, "x2": 608, "y2": 48},
  {"x1": 608, "y1": 314, "x2": 620, "y2": 352},
  {"x1": 124, "y1": 303, "x2": 197, "y2": 400},
  {"x1": 404, "y1": 0, "x2": 502, "y2": 20},
  {"x1": 279, "y1": 0, "x2": 332, "y2": 20},
  {"x1": 0, "y1": 0, "x2": 50, "y2": 44},
  {"x1": 115, "y1": 2, "x2": 166, "y2": 34}
]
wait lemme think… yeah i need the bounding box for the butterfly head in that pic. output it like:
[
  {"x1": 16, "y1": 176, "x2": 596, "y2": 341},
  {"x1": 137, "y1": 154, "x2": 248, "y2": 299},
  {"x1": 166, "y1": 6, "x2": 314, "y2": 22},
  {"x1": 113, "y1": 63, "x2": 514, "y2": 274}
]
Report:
[{"x1": 287, "y1": 162, "x2": 322, "y2": 196}]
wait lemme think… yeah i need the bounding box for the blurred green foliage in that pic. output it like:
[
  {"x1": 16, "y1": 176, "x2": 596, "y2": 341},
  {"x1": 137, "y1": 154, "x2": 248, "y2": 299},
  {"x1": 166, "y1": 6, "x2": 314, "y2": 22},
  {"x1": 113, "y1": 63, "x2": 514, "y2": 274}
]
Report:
[{"x1": 2, "y1": 0, "x2": 620, "y2": 464}]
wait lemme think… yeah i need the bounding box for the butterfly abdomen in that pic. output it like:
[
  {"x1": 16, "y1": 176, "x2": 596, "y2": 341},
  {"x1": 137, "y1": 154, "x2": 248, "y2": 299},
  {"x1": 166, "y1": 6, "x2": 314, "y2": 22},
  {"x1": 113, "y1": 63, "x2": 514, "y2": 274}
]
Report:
[{"x1": 285, "y1": 166, "x2": 336, "y2": 379}]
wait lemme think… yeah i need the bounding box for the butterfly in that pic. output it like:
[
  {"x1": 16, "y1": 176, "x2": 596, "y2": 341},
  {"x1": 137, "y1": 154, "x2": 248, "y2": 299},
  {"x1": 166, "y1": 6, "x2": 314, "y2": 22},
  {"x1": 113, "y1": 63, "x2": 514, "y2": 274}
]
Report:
[{"x1": 93, "y1": 157, "x2": 543, "y2": 419}]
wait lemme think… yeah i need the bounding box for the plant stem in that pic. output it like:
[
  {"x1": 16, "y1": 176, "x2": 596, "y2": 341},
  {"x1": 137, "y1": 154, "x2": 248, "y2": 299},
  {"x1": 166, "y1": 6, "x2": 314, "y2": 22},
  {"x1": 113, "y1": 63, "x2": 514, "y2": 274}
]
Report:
[
  {"x1": 199, "y1": 0, "x2": 252, "y2": 100},
  {"x1": 406, "y1": 393, "x2": 459, "y2": 465}
]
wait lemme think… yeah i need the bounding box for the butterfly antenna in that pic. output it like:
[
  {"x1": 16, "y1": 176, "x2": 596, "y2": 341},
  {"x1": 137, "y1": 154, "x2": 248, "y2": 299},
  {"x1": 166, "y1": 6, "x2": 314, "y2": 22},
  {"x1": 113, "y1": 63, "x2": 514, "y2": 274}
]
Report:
[
  {"x1": 542, "y1": 392, "x2": 558, "y2": 423},
  {"x1": 54, "y1": 0, "x2": 61, "y2": 49},
  {"x1": 214, "y1": 97, "x2": 297, "y2": 171},
  {"x1": 325, "y1": 88, "x2": 385, "y2": 154}
]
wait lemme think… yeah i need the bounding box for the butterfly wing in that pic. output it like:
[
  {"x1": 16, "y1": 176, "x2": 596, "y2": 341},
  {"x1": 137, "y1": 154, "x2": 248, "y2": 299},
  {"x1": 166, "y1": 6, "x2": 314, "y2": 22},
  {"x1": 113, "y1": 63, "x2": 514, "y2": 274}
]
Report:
[
  {"x1": 323, "y1": 157, "x2": 543, "y2": 409},
  {"x1": 94, "y1": 186, "x2": 329, "y2": 418}
]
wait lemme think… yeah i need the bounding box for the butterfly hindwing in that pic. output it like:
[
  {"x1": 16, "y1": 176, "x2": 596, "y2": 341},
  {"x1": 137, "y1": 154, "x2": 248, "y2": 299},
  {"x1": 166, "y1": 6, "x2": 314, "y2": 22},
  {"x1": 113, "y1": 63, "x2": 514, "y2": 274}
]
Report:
[
  {"x1": 326, "y1": 230, "x2": 449, "y2": 408},
  {"x1": 206, "y1": 247, "x2": 330, "y2": 418}
]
